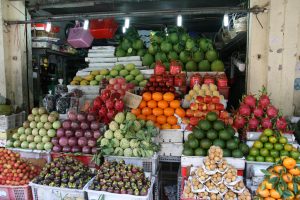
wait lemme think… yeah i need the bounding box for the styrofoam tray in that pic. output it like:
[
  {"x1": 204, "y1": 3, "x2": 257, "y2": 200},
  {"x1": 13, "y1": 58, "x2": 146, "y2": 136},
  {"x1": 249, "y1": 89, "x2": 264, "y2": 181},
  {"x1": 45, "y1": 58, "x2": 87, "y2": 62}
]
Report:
[
  {"x1": 67, "y1": 85, "x2": 99, "y2": 94},
  {"x1": 159, "y1": 129, "x2": 183, "y2": 143},
  {"x1": 181, "y1": 156, "x2": 246, "y2": 170},
  {"x1": 117, "y1": 56, "x2": 141, "y2": 61},
  {"x1": 85, "y1": 57, "x2": 118, "y2": 63},
  {"x1": 115, "y1": 61, "x2": 142, "y2": 66},
  {"x1": 87, "y1": 53, "x2": 115, "y2": 58},
  {"x1": 246, "y1": 141, "x2": 299, "y2": 148},
  {"x1": 246, "y1": 132, "x2": 295, "y2": 143},
  {"x1": 159, "y1": 143, "x2": 183, "y2": 157},
  {"x1": 91, "y1": 46, "x2": 115, "y2": 50}
]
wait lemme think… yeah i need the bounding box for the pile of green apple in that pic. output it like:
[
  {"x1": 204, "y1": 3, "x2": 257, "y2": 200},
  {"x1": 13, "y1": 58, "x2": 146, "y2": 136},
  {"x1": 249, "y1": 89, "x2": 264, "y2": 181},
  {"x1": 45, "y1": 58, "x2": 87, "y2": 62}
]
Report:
[
  {"x1": 6, "y1": 107, "x2": 61, "y2": 151},
  {"x1": 70, "y1": 63, "x2": 147, "y2": 87},
  {"x1": 246, "y1": 129, "x2": 300, "y2": 163}
]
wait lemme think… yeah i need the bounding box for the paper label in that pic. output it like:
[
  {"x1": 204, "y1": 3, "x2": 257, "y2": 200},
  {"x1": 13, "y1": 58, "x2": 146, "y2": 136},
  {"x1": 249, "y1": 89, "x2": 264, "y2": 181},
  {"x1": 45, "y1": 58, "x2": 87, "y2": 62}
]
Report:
[{"x1": 123, "y1": 92, "x2": 142, "y2": 109}]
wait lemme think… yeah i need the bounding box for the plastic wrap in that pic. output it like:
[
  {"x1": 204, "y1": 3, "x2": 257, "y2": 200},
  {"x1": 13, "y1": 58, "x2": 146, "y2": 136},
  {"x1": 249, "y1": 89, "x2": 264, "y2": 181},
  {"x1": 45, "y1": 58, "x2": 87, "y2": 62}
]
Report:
[{"x1": 42, "y1": 91, "x2": 57, "y2": 112}]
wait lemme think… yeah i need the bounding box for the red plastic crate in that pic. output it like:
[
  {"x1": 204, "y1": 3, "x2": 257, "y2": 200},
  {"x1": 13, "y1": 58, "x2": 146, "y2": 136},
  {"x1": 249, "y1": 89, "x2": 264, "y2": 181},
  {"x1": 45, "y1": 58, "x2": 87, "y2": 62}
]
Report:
[
  {"x1": 0, "y1": 185, "x2": 32, "y2": 200},
  {"x1": 89, "y1": 18, "x2": 118, "y2": 39},
  {"x1": 50, "y1": 152, "x2": 96, "y2": 168}
]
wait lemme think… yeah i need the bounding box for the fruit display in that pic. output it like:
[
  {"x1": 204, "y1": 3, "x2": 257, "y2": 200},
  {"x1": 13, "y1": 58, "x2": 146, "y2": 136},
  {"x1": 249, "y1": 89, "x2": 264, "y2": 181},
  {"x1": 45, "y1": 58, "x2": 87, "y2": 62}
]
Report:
[
  {"x1": 142, "y1": 29, "x2": 225, "y2": 72},
  {"x1": 32, "y1": 156, "x2": 94, "y2": 189},
  {"x1": 6, "y1": 107, "x2": 61, "y2": 150},
  {"x1": 256, "y1": 157, "x2": 300, "y2": 199},
  {"x1": 140, "y1": 73, "x2": 186, "y2": 95},
  {"x1": 233, "y1": 89, "x2": 289, "y2": 132},
  {"x1": 98, "y1": 112, "x2": 159, "y2": 157},
  {"x1": 182, "y1": 112, "x2": 249, "y2": 157},
  {"x1": 88, "y1": 160, "x2": 152, "y2": 196},
  {"x1": 131, "y1": 91, "x2": 186, "y2": 129},
  {"x1": 87, "y1": 77, "x2": 132, "y2": 125},
  {"x1": 0, "y1": 148, "x2": 40, "y2": 185},
  {"x1": 115, "y1": 27, "x2": 147, "y2": 57},
  {"x1": 246, "y1": 128, "x2": 300, "y2": 163},
  {"x1": 51, "y1": 110, "x2": 101, "y2": 154},
  {"x1": 182, "y1": 146, "x2": 251, "y2": 199},
  {"x1": 184, "y1": 83, "x2": 225, "y2": 103},
  {"x1": 70, "y1": 63, "x2": 147, "y2": 87}
]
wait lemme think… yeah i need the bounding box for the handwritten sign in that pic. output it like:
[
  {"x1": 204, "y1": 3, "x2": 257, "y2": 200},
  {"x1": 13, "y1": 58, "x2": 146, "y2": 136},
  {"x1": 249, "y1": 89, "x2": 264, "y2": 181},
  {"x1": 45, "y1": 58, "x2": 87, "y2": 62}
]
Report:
[{"x1": 123, "y1": 92, "x2": 142, "y2": 109}]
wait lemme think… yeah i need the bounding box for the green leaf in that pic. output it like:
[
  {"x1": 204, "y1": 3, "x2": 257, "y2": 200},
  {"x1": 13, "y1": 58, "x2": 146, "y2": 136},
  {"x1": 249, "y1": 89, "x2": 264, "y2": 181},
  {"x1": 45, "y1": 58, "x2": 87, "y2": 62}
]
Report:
[
  {"x1": 261, "y1": 169, "x2": 271, "y2": 176},
  {"x1": 293, "y1": 182, "x2": 298, "y2": 194},
  {"x1": 269, "y1": 176, "x2": 279, "y2": 184}
]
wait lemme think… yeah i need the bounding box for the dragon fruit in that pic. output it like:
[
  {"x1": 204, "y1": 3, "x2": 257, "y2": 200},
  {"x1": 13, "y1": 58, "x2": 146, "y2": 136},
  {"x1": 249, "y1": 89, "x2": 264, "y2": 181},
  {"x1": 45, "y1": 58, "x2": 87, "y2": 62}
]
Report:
[
  {"x1": 243, "y1": 95, "x2": 256, "y2": 108},
  {"x1": 238, "y1": 105, "x2": 251, "y2": 117},
  {"x1": 259, "y1": 94, "x2": 271, "y2": 109},
  {"x1": 276, "y1": 117, "x2": 287, "y2": 131},
  {"x1": 233, "y1": 115, "x2": 246, "y2": 129},
  {"x1": 261, "y1": 117, "x2": 273, "y2": 129},
  {"x1": 253, "y1": 106, "x2": 264, "y2": 118},
  {"x1": 266, "y1": 105, "x2": 278, "y2": 118},
  {"x1": 248, "y1": 117, "x2": 259, "y2": 131}
]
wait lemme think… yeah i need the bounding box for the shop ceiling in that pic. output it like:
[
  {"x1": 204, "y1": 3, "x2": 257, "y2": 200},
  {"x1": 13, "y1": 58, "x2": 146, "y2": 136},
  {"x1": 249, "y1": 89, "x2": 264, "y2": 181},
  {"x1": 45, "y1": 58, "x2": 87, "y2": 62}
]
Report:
[{"x1": 21, "y1": 0, "x2": 254, "y2": 32}]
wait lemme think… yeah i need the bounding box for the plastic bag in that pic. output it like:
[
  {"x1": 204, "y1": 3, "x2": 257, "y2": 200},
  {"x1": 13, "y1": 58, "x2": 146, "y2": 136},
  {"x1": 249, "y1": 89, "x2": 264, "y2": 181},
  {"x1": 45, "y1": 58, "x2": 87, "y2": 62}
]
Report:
[
  {"x1": 43, "y1": 90, "x2": 56, "y2": 112},
  {"x1": 154, "y1": 61, "x2": 166, "y2": 75},
  {"x1": 56, "y1": 94, "x2": 70, "y2": 114},
  {"x1": 55, "y1": 79, "x2": 68, "y2": 95},
  {"x1": 170, "y1": 60, "x2": 182, "y2": 75}
]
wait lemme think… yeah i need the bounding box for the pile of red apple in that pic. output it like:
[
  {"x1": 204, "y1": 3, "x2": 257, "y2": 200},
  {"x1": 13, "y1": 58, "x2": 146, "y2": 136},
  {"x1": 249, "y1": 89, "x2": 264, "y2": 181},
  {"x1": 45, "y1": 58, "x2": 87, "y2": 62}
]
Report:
[
  {"x1": 141, "y1": 73, "x2": 186, "y2": 98},
  {"x1": 0, "y1": 148, "x2": 40, "y2": 185},
  {"x1": 233, "y1": 91, "x2": 289, "y2": 132},
  {"x1": 183, "y1": 95, "x2": 232, "y2": 130},
  {"x1": 89, "y1": 77, "x2": 133, "y2": 124}
]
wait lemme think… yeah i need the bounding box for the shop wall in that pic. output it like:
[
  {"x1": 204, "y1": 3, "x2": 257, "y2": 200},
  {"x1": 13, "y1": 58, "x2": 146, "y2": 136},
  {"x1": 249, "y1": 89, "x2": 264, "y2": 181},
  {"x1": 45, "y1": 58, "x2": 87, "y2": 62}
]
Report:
[
  {"x1": 248, "y1": 0, "x2": 300, "y2": 116},
  {"x1": 0, "y1": 0, "x2": 32, "y2": 110}
]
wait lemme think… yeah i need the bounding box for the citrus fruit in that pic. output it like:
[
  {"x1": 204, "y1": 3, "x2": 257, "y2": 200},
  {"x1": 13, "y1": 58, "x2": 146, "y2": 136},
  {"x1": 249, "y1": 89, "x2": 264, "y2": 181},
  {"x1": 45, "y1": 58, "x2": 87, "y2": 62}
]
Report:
[
  {"x1": 260, "y1": 148, "x2": 269, "y2": 157},
  {"x1": 256, "y1": 156, "x2": 265, "y2": 162},
  {"x1": 249, "y1": 148, "x2": 260, "y2": 156},
  {"x1": 279, "y1": 136, "x2": 288, "y2": 144},
  {"x1": 254, "y1": 141, "x2": 264, "y2": 149},
  {"x1": 269, "y1": 136, "x2": 278, "y2": 144},
  {"x1": 283, "y1": 157, "x2": 297, "y2": 169},
  {"x1": 263, "y1": 129, "x2": 273, "y2": 136},
  {"x1": 264, "y1": 142, "x2": 274, "y2": 150}
]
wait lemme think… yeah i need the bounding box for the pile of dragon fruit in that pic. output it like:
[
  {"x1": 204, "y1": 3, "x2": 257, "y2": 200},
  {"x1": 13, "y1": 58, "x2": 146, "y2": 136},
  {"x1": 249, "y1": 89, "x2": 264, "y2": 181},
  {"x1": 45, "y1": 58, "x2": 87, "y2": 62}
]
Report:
[{"x1": 233, "y1": 91, "x2": 288, "y2": 132}]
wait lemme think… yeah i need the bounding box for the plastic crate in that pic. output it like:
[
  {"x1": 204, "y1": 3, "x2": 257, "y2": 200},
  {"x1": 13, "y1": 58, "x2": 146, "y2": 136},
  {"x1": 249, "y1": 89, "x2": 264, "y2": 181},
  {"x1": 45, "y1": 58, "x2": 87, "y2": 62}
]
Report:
[
  {"x1": 0, "y1": 114, "x2": 16, "y2": 131},
  {"x1": 159, "y1": 143, "x2": 183, "y2": 157},
  {"x1": 29, "y1": 183, "x2": 85, "y2": 200},
  {"x1": 104, "y1": 154, "x2": 158, "y2": 175},
  {"x1": 0, "y1": 185, "x2": 32, "y2": 200},
  {"x1": 90, "y1": 18, "x2": 118, "y2": 39},
  {"x1": 15, "y1": 112, "x2": 26, "y2": 127},
  {"x1": 51, "y1": 152, "x2": 96, "y2": 168},
  {"x1": 159, "y1": 129, "x2": 183, "y2": 143},
  {"x1": 8, "y1": 148, "x2": 51, "y2": 168},
  {"x1": 84, "y1": 177, "x2": 155, "y2": 200}
]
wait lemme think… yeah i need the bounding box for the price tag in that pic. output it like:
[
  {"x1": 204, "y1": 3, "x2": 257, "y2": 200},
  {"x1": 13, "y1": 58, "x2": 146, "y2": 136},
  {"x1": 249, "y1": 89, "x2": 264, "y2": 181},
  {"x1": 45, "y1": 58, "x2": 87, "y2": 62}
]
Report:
[{"x1": 123, "y1": 92, "x2": 142, "y2": 109}]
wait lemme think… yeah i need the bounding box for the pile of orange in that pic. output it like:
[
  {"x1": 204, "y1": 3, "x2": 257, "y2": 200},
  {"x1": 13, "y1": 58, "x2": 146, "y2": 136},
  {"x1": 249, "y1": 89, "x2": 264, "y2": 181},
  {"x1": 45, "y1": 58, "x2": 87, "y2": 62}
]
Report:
[
  {"x1": 256, "y1": 157, "x2": 300, "y2": 200},
  {"x1": 131, "y1": 92, "x2": 186, "y2": 129}
]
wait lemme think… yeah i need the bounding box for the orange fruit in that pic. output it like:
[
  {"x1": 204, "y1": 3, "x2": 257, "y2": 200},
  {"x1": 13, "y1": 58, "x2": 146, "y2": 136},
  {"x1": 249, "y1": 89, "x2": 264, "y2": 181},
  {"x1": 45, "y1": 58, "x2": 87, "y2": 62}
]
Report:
[
  {"x1": 170, "y1": 100, "x2": 180, "y2": 109},
  {"x1": 172, "y1": 124, "x2": 181, "y2": 129},
  {"x1": 147, "y1": 100, "x2": 157, "y2": 108},
  {"x1": 139, "y1": 100, "x2": 147, "y2": 109},
  {"x1": 282, "y1": 173, "x2": 293, "y2": 183},
  {"x1": 175, "y1": 107, "x2": 186, "y2": 118},
  {"x1": 158, "y1": 100, "x2": 169, "y2": 109},
  {"x1": 289, "y1": 167, "x2": 300, "y2": 176},
  {"x1": 142, "y1": 92, "x2": 152, "y2": 101},
  {"x1": 263, "y1": 180, "x2": 273, "y2": 190},
  {"x1": 147, "y1": 115, "x2": 157, "y2": 122},
  {"x1": 264, "y1": 198, "x2": 275, "y2": 200},
  {"x1": 283, "y1": 157, "x2": 296, "y2": 169},
  {"x1": 270, "y1": 189, "x2": 281, "y2": 199},
  {"x1": 142, "y1": 107, "x2": 152, "y2": 116},
  {"x1": 257, "y1": 187, "x2": 270, "y2": 198},
  {"x1": 161, "y1": 124, "x2": 171, "y2": 129},
  {"x1": 152, "y1": 92, "x2": 163, "y2": 101},
  {"x1": 287, "y1": 182, "x2": 300, "y2": 191},
  {"x1": 157, "y1": 115, "x2": 167, "y2": 125},
  {"x1": 274, "y1": 165, "x2": 285, "y2": 174},
  {"x1": 163, "y1": 92, "x2": 175, "y2": 102},
  {"x1": 164, "y1": 107, "x2": 175, "y2": 116},
  {"x1": 137, "y1": 114, "x2": 146, "y2": 120},
  {"x1": 131, "y1": 108, "x2": 141, "y2": 116},
  {"x1": 167, "y1": 116, "x2": 177, "y2": 125},
  {"x1": 153, "y1": 107, "x2": 164, "y2": 116}
]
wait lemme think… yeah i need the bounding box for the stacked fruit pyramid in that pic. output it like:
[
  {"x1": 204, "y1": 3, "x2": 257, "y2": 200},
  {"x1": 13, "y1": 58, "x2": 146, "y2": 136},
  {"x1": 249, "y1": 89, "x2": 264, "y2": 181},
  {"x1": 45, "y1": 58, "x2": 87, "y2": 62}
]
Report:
[
  {"x1": 131, "y1": 92, "x2": 186, "y2": 129},
  {"x1": 256, "y1": 157, "x2": 300, "y2": 199},
  {"x1": 182, "y1": 146, "x2": 251, "y2": 200},
  {"x1": 247, "y1": 128, "x2": 300, "y2": 163},
  {"x1": 183, "y1": 112, "x2": 249, "y2": 158},
  {"x1": 142, "y1": 29, "x2": 225, "y2": 72}
]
